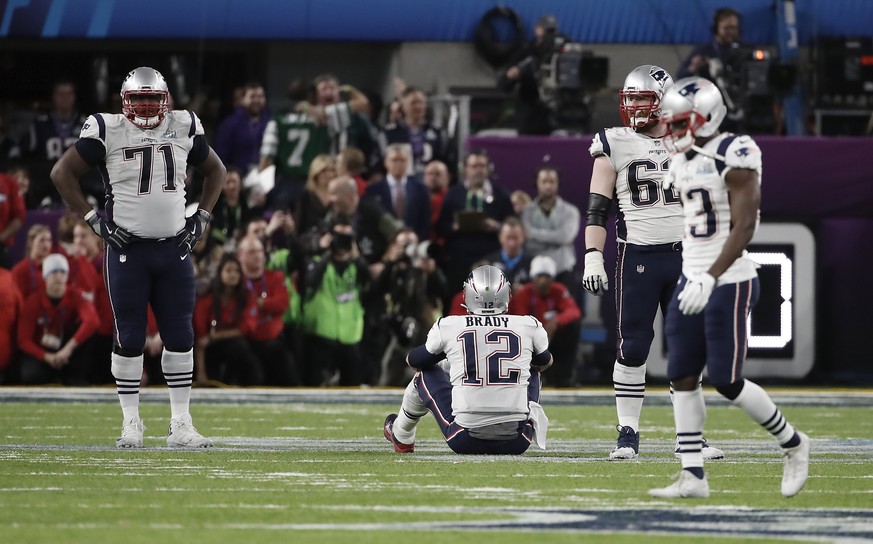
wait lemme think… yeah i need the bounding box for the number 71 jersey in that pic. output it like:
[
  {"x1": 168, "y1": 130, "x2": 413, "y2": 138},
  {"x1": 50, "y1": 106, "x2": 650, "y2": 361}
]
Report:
[
  {"x1": 589, "y1": 127, "x2": 683, "y2": 245},
  {"x1": 79, "y1": 110, "x2": 202, "y2": 239},
  {"x1": 425, "y1": 314, "x2": 549, "y2": 428}
]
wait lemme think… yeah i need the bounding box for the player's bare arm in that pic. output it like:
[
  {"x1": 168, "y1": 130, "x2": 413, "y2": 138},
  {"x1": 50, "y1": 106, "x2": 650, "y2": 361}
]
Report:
[
  {"x1": 706, "y1": 168, "x2": 760, "y2": 279},
  {"x1": 194, "y1": 147, "x2": 227, "y2": 214},
  {"x1": 50, "y1": 146, "x2": 94, "y2": 217},
  {"x1": 345, "y1": 84, "x2": 370, "y2": 114},
  {"x1": 583, "y1": 156, "x2": 617, "y2": 253}
]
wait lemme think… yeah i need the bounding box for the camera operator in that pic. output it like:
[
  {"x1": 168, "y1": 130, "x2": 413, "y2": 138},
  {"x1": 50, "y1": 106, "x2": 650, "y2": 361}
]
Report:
[
  {"x1": 677, "y1": 7, "x2": 745, "y2": 132},
  {"x1": 498, "y1": 15, "x2": 567, "y2": 135},
  {"x1": 374, "y1": 228, "x2": 448, "y2": 386},
  {"x1": 301, "y1": 221, "x2": 371, "y2": 386}
]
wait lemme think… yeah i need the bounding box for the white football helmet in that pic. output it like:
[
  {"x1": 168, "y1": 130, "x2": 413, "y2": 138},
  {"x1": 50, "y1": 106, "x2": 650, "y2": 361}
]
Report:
[
  {"x1": 619, "y1": 65, "x2": 673, "y2": 130},
  {"x1": 660, "y1": 77, "x2": 728, "y2": 153},
  {"x1": 463, "y1": 265, "x2": 511, "y2": 316},
  {"x1": 121, "y1": 67, "x2": 169, "y2": 129}
]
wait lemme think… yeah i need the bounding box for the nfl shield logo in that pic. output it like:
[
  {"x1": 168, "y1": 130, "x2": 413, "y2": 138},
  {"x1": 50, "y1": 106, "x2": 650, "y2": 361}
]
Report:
[
  {"x1": 636, "y1": 264, "x2": 645, "y2": 273},
  {"x1": 120, "y1": 254, "x2": 127, "y2": 263}
]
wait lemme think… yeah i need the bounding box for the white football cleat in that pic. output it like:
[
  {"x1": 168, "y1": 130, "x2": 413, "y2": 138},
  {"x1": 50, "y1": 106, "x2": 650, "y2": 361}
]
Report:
[
  {"x1": 116, "y1": 416, "x2": 145, "y2": 448},
  {"x1": 781, "y1": 432, "x2": 810, "y2": 497},
  {"x1": 167, "y1": 414, "x2": 212, "y2": 448},
  {"x1": 609, "y1": 425, "x2": 639, "y2": 460},
  {"x1": 649, "y1": 470, "x2": 710, "y2": 499}
]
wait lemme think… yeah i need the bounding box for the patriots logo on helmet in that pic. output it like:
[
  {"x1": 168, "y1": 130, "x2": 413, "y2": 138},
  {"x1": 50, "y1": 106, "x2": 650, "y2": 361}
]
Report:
[
  {"x1": 735, "y1": 147, "x2": 751, "y2": 157},
  {"x1": 678, "y1": 82, "x2": 701, "y2": 97},
  {"x1": 649, "y1": 67, "x2": 669, "y2": 85}
]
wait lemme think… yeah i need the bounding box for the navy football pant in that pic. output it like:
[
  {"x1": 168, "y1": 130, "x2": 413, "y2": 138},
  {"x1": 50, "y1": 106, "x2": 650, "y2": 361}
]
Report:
[
  {"x1": 614, "y1": 242, "x2": 682, "y2": 365},
  {"x1": 665, "y1": 276, "x2": 760, "y2": 386},
  {"x1": 414, "y1": 365, "x2": 536, "y2": 454},
  {"x1": 104, "y1": 241, "x2": 195, "y2": 353}
]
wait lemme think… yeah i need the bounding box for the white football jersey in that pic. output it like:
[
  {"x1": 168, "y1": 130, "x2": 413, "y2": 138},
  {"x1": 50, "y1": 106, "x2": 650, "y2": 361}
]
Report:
[
  {"x1": 424, "y1": 314, "x2": 549, "y2": 428},
  {"x1": 589, "y1": 127, "x2": 683, "y2": 245},
  {"x1": 668, "y1": 133, "x2": 762, "y2": 284},
  {"x1": 79, "y1": 110, "x2": 203, "y2": 238}
]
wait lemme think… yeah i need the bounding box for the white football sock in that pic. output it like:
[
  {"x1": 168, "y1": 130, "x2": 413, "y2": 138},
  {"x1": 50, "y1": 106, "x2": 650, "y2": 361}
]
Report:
[
  {"x1": 393, "y1": 378, "x2": 428, "y2": 444},
  {"x1": 112, "y1": 352, "x2": 143, "y2": 421},
  {"x1": 673, "y1": 388, "x2": 705, "y2": 469},
  {"x1": 162, "y1": 348, "x2": 194, "y2": 420},
  {"x1": 732, "y1": 379, "x2": 797, "y2": 446},
  {"x1": 613, "y1": 361, "x2": 646, "y2": 431}
]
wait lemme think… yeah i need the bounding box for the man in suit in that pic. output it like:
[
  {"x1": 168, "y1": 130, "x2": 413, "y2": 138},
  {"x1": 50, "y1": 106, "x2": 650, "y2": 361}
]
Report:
[{"x1": 365, "y1": 144, "x2": 430, "y2": 242}]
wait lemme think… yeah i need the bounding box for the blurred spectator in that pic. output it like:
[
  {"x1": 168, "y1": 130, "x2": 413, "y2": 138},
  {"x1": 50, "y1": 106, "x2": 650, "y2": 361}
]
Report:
[
  {"x1": 0, "y1": 171, "x2": 25, "y2": 268},
  {"x1": 23, "y1": 80, "x2": 89, "y2": 207},
  {"x1": 381, "y1": 87, "x2": 448, "y2": 176},
  {"x1": 0, "y1": 267, "x2": 21, "y2": 383},
  {"x1": 676, "y1": 7, "x2": 744, "y2": 131},
  {"x1": 510, "y1": 255, "x2": 582, "y2": 387},
  {"x1": 72, "y1": 220, "x2": 113, "y2": 383},
  {"x1": 295, "y1": 154, "x2": 337, "y2": 236},
  {"x1": 17, "y1": 253, "x2": 99, "y2": 385},
  {"x1": 11, "y1": 224, "x2": 53, "y2": 299},
  {"x1": 336, "y1": 147, "x2": 368, "y2": 196},
  {"x1": 301, "y1": 222, "x2": 370, "y2": 386},
  {"x1": 238, "y1": 235, "x2": 299, "y2": 386},
  {"x1": 305, "y1": 176, "x2": 397, "y2": 273},
  {"x1": 422, "y1": 159, "x2": 450, "y2": 239},
  {"x1": 365, "y1": 144, "x2": 431, "y2": 242},
  {"x1": 521, "y1": 166, "x2": 580, "y2": 289},
  {"x1": 194, "y1": 254, "x2": 263, "y2": 386},
  {"x1": 485, "y1": 216, "x2": 533, "y2": 286},
  {"x1": 6, "y1": 165, "x2": 35, "y2": 210},
  {"x1": 259, "y1": 74, "x2": 368, "y2": 211},
  {"x1": 55, "y1": 210, "x2": 79, "y2": 256},
  {"x1": 209, "y1": 167, "x2": 256, "y2": 251},
  {"x1": 436, "y1": 151, "x2": 513, "y2": 307},
  {"x1": 214, "y1": 82, "x2": 271, "y2": 175},
  {"x1": 510, "y1": 190, "x2": 532, "y2": 216}
]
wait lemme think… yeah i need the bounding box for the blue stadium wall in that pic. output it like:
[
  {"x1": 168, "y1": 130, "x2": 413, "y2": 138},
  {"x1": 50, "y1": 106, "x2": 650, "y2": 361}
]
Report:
[{"x1": 1, "y1": 0, "x2": 871, "y2": 43}]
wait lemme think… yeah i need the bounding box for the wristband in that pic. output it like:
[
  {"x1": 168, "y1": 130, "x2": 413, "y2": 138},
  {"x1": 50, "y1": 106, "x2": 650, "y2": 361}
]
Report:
[
  {"x1": 585, "y1": 248, "x2": 601, "y2": 254},
  {"x1": 84, "y1": 209, "x2": 97, "y2": 222}
]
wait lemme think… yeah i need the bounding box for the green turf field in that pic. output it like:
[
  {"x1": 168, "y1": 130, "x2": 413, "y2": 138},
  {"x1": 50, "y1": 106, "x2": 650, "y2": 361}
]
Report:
[{"x1": 1, "y1": 388, "x2": 871, "y2": 543}]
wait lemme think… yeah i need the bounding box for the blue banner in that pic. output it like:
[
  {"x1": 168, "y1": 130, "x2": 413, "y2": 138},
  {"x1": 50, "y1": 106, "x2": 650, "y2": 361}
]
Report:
[{"x1": 1, "y1": 0, "x2": 871, "y2": 44}]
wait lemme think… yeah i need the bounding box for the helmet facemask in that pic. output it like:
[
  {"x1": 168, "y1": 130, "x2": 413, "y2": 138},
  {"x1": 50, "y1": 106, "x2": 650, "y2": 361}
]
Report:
[
  {"x1": 619, "y1": 90, "x2": 661, "y2": 131},
  {"x1": 122, "y1": 91, "x2": 168, "y2": 129},
  {"x1": 663, "y1": 110, "x2": 706, "y2": 154}
]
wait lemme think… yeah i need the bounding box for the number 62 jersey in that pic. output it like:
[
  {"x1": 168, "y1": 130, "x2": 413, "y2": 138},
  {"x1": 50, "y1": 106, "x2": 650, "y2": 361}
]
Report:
[
  {"x1": 589, "y1": 127, "x2": 683, "y2": 245},
  {"x1": 668, "y1": 133, "x2": 763, "y2": 284},
  {"x1": 423, "y1": 314, "x2": 549, "y2": 429},
  {"x1": 78, "y1": 110, "x2": 208, "y2": 239}
]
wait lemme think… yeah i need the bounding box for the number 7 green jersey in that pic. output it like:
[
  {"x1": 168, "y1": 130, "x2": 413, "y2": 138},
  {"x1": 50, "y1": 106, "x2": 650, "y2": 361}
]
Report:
[{"x1": 260, "y1": 102, "x2": 351, "y2": 179}]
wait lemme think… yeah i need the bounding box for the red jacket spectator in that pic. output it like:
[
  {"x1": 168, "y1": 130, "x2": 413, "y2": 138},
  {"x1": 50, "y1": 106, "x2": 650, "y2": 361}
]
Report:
[
  {"x1": 509, "y1": 281, "x2": 581, "y2": 327},
  {"x1": 449, "y1": 290, "x2": 466, "y2": 316},
  {"x1": 12, "y1": 255, "x2": 96, "y2": 301},
  {"x1": 193, "y1": 293, "x2": 256, "y2": 340},
  {"x1": 0, "y1": 268, "x2": 21, "y2": 371},
  {"x1": 243, "y1": 269, "x2": 289, "y2": 342},
  {"x1": 17, "y1": 286, "x2": 99, "y2": 361}
]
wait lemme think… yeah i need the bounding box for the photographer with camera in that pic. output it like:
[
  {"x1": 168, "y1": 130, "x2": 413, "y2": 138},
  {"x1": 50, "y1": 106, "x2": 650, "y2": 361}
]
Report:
[
  {"x1": 498, "y1": 15, "x2": 567, "y2": 135},
  {"x1": 677, "y1": 7, "x2": 745, "y2": 132},
  {"x1": 374, "y1": 228, "x2": 448, "y2": 386},
  {"x1": 301, "y1": 221, "x2": 371, "y2": 386}
]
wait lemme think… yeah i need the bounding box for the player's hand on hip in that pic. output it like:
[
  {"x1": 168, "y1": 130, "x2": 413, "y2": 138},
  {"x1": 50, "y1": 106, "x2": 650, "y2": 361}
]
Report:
[
  {"x1": 85, "y1": 210, "x2": 132, "y2": 251},
  {"x1": 677, "y1": 272, "x2": 716, "y2": 315},
  {"x1": 582, "y1": 249, "x2": 609, "y2": 296},
  {"x1": 175, "y1": 209, "x2": 212, "y2": 254}
]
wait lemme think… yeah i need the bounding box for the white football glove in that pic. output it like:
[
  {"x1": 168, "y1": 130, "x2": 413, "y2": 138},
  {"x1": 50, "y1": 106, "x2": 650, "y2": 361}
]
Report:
[
  {"x1": 677, "y1": 273, "x2": 716, "y2": 315},
  {"x1": 582, "y1": 250, "x2": 609, "y2": 296}
]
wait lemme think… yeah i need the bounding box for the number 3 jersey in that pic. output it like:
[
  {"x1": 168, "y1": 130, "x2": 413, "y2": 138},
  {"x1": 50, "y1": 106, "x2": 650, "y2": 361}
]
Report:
[
  {"x1": 667, "y1": 133, "x2": 762, "y2": 284},
  {"x1": 423, "y1": 314, "x2": 549, "y2": 428},
  {"x1": 589, "y1": 127, "x2": 683, "y2": 245},
  {"x1": 78, "y1": 110, "x2": 207, "y2": 239}
]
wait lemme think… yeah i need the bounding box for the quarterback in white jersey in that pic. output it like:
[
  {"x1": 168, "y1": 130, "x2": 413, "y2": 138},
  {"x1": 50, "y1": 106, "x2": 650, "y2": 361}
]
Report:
[
  {"x1": 51, "y1": 67, "x2": 226, "y2": 450},
  {"x1": 649, "y1": 77, "x2": 809, "y2": 500},
  {"x1": 582, "y1": 65, "x2": 725, "y2": 461},
  {"x1": 383, "y1": 265, "x2": 553, "y2": 455}
]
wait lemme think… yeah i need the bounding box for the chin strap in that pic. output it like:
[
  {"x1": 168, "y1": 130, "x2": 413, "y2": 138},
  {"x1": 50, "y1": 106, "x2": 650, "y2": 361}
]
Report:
[{"x1": 690, "y1": 144, "x2": 726, "y2": 162}]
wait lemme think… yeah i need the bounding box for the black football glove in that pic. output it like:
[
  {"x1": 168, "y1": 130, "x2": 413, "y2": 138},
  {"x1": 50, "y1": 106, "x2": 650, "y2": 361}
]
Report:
[
  {"x1": 175, "y1": 209, "x2": 212, "y2": 254},
  {"x1": 85, "y1": 210, "x2": 133, "y2": 251}
]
